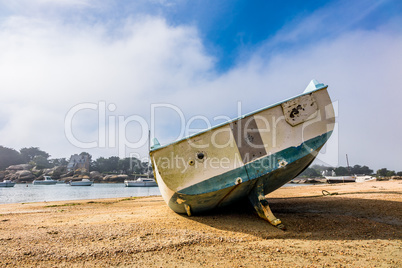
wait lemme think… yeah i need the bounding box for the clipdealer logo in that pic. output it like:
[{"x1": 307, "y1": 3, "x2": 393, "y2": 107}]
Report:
[{"x1": 64, "y1": 100, "x2": 338, "y2": 167}]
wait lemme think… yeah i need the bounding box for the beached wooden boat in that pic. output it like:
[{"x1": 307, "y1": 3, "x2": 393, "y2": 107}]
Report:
[{"x1": 150, "y1": 80, "x2": 335, "y2": 229}]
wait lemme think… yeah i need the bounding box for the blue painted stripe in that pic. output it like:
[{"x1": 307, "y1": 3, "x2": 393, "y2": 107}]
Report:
[
  {"x1": 178, "y1": 131, "x2": 332, "y2": 195},
  {"x1": 178, "y1": 166, "x2": 249, "y2": 196}
]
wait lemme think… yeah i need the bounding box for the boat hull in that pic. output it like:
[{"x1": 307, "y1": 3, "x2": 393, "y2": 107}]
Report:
[
  {"x1": 124, "y1": 180, "x2": 158, "y2": 187},
  {"x1": 33, "y1": 181, "x2": 57, "y2": 185},
  {"x1": 167, "y1": 143, "x2": 326, "y2": 214},
  {"x1": 33, "y1": 176, "x2": 57, "y2": 185},
  {"x1": 325, "y1": 176, "x2": 356, "y2": 183},
  {"x1": 69, "y1": 181, "x2": 93, "y2": 186},
  {"x1": 0, "y1": 181, "x2": 16, "y2": 187},
  {"x1": 150, "y1": 81, "x2": 335, "y2": 218},
  {"x1": 355, "y1": 176, "x2": 376, "y2": 183}
]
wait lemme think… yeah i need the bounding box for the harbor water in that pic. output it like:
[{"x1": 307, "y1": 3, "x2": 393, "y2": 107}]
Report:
[
  {"x1": 0, "y1": 182, "x2": 312, "y2": 204},
  {"x1": 0, "y1": 183, "x2": 161, "y2": 204}
]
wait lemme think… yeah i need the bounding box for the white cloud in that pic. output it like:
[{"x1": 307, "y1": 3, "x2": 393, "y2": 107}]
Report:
[
  {"x1": 0, "y1": 15, "x2": 214, "y2": 159},
  {"x1": 0, "y1": 0, "x2": 93, "y2": 10}
]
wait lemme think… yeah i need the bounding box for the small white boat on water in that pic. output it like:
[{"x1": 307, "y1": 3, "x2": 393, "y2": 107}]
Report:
[
  {"x1": 0, "y1": 180, "x2": 16, "y2": 187},
  {"x1": 323, "y1": 169, "x2": 356, "y2": 184},
  {"x1": 124, "y1": 177, "x2": 158, "y2": 187},
  {"x1": 355, "y1": 175, "x2": 376, "y2": 183},
  {"x1": 69, "y1": 178, "x2": 93, "y2": 186},
  {"x1": 33, "y1": 176, "x2": 57, "y2": 185},
  {"x1": 325, "y1": 176, "x2": 356, "y2": 183}
]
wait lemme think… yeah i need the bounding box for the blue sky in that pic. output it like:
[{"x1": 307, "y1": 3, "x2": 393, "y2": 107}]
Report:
[
  {"x1": 84, "y1": 0, "x2": 399, "y2": 70},
  {"x1": 0, "y1": 0, "x2": 401, "y2": 171}
]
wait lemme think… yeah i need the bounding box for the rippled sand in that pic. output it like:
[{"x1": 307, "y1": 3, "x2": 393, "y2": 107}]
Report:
[{"x1": 0, "y1": 180, "x2": 401, "y2": 267}]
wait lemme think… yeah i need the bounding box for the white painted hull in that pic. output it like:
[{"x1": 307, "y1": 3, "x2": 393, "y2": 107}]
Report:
[
  {"x1": 124, "y1": 180, "x2": 158, "y2": 187},
  {"x1": 69, "y1": 180, "x2": 93, "y2": 186},
  {"x1": 33, "y1": 180, "x2": 57, "y2": 185},
  {"x1": 0, "y1": 181, "x2": 16, "y2": 187},
  {"x1": 355, "y1": 176, "x2": 376, "y2": 183},
  {"x1": 325, "y1": 176, "x2": 356, "y2": 183},
  {"x1": 33, "y1": 176, "x2": 57, "y2": 185}
]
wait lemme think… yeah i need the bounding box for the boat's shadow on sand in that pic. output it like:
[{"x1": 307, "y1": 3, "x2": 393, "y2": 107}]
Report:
[{"x1": 179, "y1": 195, "x2": 402, "y2": 241}]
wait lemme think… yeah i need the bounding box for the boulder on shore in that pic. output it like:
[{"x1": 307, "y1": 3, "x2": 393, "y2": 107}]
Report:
[
  {"x1": 15, "y1": 170, "x2": 35, "y2": 182},
  {"x1": 43, "y1": 166, "x2": 67, "y2": 179},
  {"x1": 3, "y1": 170, "x2": 35, "y2": 182},
  {"x1": 102, "y1": 174, "x2": 128, "y2": 182},
  {"x1": 6, "y1": 164, "x2": 32, "y2": 171},
  {"x1": 90, "y1": 171, "x2": 103, "y2": 180},
  {"x1": 60, "y1": 170, "x2": 74, "y2": 178}
]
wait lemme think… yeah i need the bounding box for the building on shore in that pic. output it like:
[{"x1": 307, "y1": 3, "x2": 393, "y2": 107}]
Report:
[{"x1": 67, "y1": 154, "x2": 90, "y2": 172}]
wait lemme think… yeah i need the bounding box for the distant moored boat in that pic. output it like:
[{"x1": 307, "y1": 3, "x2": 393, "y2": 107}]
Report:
[
  {"x1": 33, "y1": 176, "x2": 57, "y2": 185},
  {"x1": 0, "y1": 180, "x2": 16, "y2": 187},
  {"x1": 69, "y1": 179, "x2": 93, "y2": 186},
  {"x1": 325, "y1": 176, "x2": 356, "y2": 183},
  {"x1": 124, "y1": 178, "x2": 158, "y2": 187},
  {"x1": 355, "y1": 175, "x2": 376, "y2": 183}
]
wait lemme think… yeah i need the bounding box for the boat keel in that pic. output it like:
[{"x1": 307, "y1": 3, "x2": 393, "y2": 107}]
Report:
[{"x1": 248, "y1": 182, "x2": 286, "y2": 230}]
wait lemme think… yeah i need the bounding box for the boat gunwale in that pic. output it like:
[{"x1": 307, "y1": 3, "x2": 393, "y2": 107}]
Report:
[{"x1": 150, "y1": 84, "x2": 328, "y2": 152}]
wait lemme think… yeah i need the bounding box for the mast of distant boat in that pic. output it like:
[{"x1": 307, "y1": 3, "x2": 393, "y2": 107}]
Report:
[
  {"x1": 346, "y1": 154, "x2": 351, "y2": 183},
  {"x1": 147, "y1": 130, "x2": 150, "y2": 180}
]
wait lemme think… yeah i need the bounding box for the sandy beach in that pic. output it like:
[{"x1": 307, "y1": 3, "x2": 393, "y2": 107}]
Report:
[{"x1": 0, "y1": 180, "x2": 401, "y2": 267}]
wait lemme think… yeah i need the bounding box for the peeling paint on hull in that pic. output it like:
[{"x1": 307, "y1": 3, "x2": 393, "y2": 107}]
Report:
[{"x1": 150, "y1": 80, "x2": 335, "y2": 226}]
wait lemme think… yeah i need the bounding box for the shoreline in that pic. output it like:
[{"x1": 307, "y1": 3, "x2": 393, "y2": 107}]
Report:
[
  {"x1": 1, "y1": 180, "x2": 401, "y2": 267},
  {"x1": 0, "y1": 183, "x2": 161, "y2": 205}
]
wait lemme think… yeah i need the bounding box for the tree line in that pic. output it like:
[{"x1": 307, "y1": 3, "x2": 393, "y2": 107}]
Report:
[
  {"x1": 1, "y1": 145, "x2": 401, "y2": 177},
  {"x1": 0, "y1": 146, "x2": 150, "y2": 175},
  {"x1": 299, "y1": 164, "x2": 402, "y2": 178}
]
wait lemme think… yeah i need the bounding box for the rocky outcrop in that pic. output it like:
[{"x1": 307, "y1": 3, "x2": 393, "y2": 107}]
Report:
[
  {"x1": 60, "y1": 170, "x2": 74, "y2": 179},
  {"x1": 15, "y1": 170, "x2": 35, "y2": 182},
  {"x1": 3, "y1": 169, "x2": 35, "y2": 182},
  {"x1": 61, "y1": 176, "x2": 74, "y2": 182},
  {"x1": 6, "y1": 164, "x2": 32, "y2": 171},
  {"x1": 102, "y1": 174, "x2": 128, "y2": 183},
  {"x1": 44, "y1": 166, "x2": 67, "y2": 179},
  {"x1": 90, "y1": 171, "x2": 103, "y2": 181},
  {"x1": 2, "y1": 163, "x2": 146, "y2": 183},
  {"x1": 31, "y1": 166, "x2": 43, "y2": 177}
]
